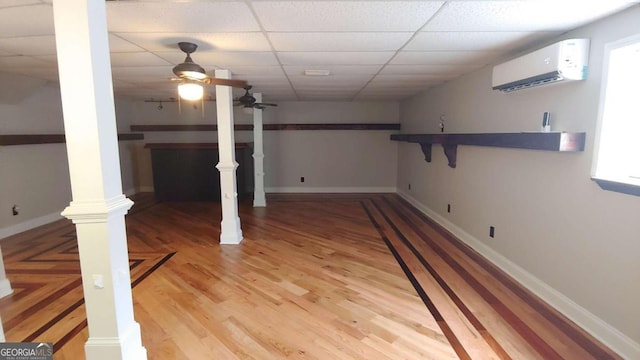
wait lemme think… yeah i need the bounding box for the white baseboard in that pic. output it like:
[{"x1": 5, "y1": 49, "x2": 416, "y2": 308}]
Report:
[
  {"x1": 0, "y1": 188, "x2": 155, "y2": 241},
  {"x1": 397, "y1": 190, "x2": 640, "y2": 360},
  {"x1": 0, "y1": 211, "x2": 64, "y2": 240},
  {"x1": 266, "y1": 186, "x2": 397, "y2": 193}
]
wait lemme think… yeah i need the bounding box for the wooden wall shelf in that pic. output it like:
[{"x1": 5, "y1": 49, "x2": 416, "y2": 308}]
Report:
[
  {"x1": 0, "y1": 133, "x2": 144, "y2": 146},
  {"x1": 131, "y1": 123, "x2": 400, "y2": 132},
  {"x1": 391, "y1": 132, "x2": 586, "y2": 168}
]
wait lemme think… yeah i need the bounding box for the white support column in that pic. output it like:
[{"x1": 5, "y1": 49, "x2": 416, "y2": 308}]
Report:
[
  {"x1": 0, "y1": 246, "x2": 13, "y2": 299},
  {"x1": 52, "y1": 1, "x2": 146, "y2": 359},
  {"x1": 0, "y1": 248, "x2": 8, "y2": 343},
  {"x1": 252, "y1": 93, "x2": 267, "y2": 207},
  {"x1": 214, "y1": 69, "x2": 243, "y2": 244}
]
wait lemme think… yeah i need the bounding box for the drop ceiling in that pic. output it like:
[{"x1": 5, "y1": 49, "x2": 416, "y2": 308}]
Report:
[{"x1": 0, "y1": 1, "x2": 636, "y2": 101}]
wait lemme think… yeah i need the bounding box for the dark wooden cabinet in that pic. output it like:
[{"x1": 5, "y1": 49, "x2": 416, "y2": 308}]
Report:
[{"x1": 146, "y1": 143, "x2": 253, "y2": 201}]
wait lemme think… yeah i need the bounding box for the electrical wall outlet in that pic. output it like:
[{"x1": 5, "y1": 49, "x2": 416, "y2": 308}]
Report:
[
  {"x1": 447, "y1": 204, "x2": 451, "y2": 213},
  {"x1": 489, "y1": 226, "x2": 495, "y2": 238},
  {"x1": 12, "y1": 205, "x2": 19, "y2": 216},
  {"x1": 300, "y1": 177, "x2": 305, "y2": 183}
]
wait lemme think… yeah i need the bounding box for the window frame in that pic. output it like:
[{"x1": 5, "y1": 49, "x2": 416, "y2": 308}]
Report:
[{"x1": 591, "y1": 33, "x2": 640, "y2": 197}]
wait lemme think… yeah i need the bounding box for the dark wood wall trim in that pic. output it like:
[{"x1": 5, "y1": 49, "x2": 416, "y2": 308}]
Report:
[
  {"x1": 0, "y1": 133, "x2": 144, "y2": 146},
  {"x1": 144, "y1": 142, "x2": 251, "y2": 149},
  {"x1": 130, "y1": 123, "x2": 400, "y2": 132}
]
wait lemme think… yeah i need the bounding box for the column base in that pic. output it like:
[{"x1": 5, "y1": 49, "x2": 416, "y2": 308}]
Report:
[
  {"x1": 0, "y1": 278, "x2": 13, "y2": 299},
  {"x1": 253, "y1": 194, "x2": 267, "y2": 208},
  {"x1": 220, "y1": 217, "x2": 243, "y2": 244},
  {"x1": 85, "y1": 322, "x2": 147, "y2": 360}
]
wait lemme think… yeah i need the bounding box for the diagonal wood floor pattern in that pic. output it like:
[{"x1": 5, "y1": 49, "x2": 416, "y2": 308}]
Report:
[{"x1": 0, "y1": 193, "x2": 620, "y2": 359}]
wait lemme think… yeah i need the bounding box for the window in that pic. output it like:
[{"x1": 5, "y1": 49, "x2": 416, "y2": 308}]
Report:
[{"x1": 591, "y1": 34, "x2": 640, "y2": 196}]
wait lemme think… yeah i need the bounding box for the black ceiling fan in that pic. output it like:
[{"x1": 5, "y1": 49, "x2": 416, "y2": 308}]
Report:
[
  {"x1": 236, "y1": 85, "x2": 278, "y2": 110},
  {"x1": 171, "y1": 41, "x2": 247, "y2": 89}
]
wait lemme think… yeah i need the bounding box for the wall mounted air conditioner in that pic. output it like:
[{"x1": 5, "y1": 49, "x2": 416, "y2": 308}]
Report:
[{"x1": 492, "y1": 38, "x2": 590, "y2": 93}]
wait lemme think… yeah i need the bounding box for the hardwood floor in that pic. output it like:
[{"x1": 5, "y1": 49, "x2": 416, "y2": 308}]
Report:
[{"x1": 0, "y1": 193, "x2": 621, "y2": 359}]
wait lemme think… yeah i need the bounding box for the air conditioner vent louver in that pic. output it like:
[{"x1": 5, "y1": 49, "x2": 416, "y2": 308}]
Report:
[{"x1": 492, "y1": 39, "x2": 590, "y2": 93}]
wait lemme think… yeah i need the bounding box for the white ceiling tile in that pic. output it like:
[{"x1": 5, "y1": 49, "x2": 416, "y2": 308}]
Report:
[
  {"x1": 364, "y1": 80, "x2": 440, "y2": 89},
  {"x1": 268, "y1": 32, "x2": 412, "y2": 52},
  {"x1": 11, "y1": 67, "x2": 59, "y2": 82},
  {"x1": 1, "y1": 0, "x2": 634, "y2": 101},
  {"x1": 253, "y1": 1, "x2": 443, "y2": 31},
  {"x1": 239, "y1": 74, "x2": 288, "y2": 82},
  {"x1": 278, "y1": 52, "x2": 395, "y2": 65},
  {"x1": 0, "y1": 34, "x2": 143, "y2": 57},
  {"x1": 0, "y1": 55, "x2": 51, "y2": 69},
  {"x1": 405, "y1": 31, "x2": 555, "y2": 51},
  {"x1": 379, "y1": 64, "x2": 481, "y2": 76},
  {"x1": 108, "y1": 35, "x2": 145, "y2": 53},
  {"x1": 230, "y1": 66, "x2": 284, "y2": 76},
  {"x1": 0, "y1": 1, "x2": 41, "y2": 6},
  {"x1": 110, "y1": 52, "x2": 171, "y2": 67},
  {"x1": 0, "y1": 35, "x2": 55, "y2": 56},
  {"x1": 298, "y1": 94, "x2": 357, "y2": 101},
  {"x1": 391, "y1": 51, "x2": 499, "y2": 65},
  {"x1": 115, "y1": 32, "x2": 272, "y2": 52},
  {"x1": 369, "y1": 74, "x2": 447, "y2": 86},
  {"x1": 356, "y1": 93, "x2": 418, "y2": 100},
  {"x1": 0, "y1": 5, "x2": 54, "y2": 37},
  {"x1": 155, "y1": 51, "x2": 279, "y2": 68},
  {"x1": 289, "y1": 75, "x2": 371, "y2": 88},
  {"x1": 284, "y1": 65, "x2": 383, "y2": 76},
  {"x1": 106, "y1": 2, "x2": 260, "y2": 33},
  {"x1": 111, "y1": 66, "x2": 174, "y2": 82},
  {"x1": 241, "y1": 78, "x2": 291, "y2": 87},
  {"x1": 32, "y1": 54, "x2": 56, "y2": 65},
  {"x1": 424, "y1": 1, "x2": 636, "y2": 32}
]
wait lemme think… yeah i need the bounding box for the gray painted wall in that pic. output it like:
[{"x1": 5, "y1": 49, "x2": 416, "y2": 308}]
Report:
[
  {"x1": 0, "y1": 83, "x2": 138, "y2": 236},
  {"x1": 397, "y1": 6, "x2": 640, "y2": 355},
  {"x1": 129, "y1": 100, "x2": 399, "y2": 192}
]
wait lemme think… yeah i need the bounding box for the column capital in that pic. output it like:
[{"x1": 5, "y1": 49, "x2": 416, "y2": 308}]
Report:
[{"x1": 62, "y1": 195, "x2": 133, "y2": 223}]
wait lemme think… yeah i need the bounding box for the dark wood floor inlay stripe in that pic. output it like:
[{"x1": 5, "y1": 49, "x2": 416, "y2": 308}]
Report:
[
  {"x1": 0, "y1": 193, "x2": 622, "y2": 359},
  {"x1": 362, "y1": 201, "x2": 472, "y2": 360},
  {"x1": 370, "y1": 198, "x2": 513, "y2": 360},
  {"x1": 382, "y1": 196, "x2": 570, "y2": 360},
  {"x1": 393, "y1": 196, "x2": 620, "y2": 360}
]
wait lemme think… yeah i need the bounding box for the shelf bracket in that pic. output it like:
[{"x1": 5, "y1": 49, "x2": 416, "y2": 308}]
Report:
[
  {"x1": 419, "y1": 143, "x2": 432, "y2": 162},
  {"x1": 443, "y1": 144, "x2": 457, "y2": 168}
]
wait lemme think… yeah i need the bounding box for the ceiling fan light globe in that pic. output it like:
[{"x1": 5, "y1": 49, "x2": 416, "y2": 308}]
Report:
[
  {"x1": 178, "y1": 82, "x2": 204, "y2": 101},
  {"x1": 242, "y1": 106, "x2": 254, "y2": 115}
]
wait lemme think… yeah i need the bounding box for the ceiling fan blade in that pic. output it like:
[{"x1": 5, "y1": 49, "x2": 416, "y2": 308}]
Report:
[
  {"x1": 255, "y1": 102, "x2": 278, "y2": 107},
  {"x1": 204, "y1": 78, "x2": 248, "y2": 88}
]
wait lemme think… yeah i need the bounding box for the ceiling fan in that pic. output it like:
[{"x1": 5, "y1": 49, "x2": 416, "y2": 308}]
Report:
[
  {"x1": 172, "y1": 42, "x2": 247, "y2": 92},
  {"x1": 236, "y1": 85, "x2": 278, "y2": 110}
]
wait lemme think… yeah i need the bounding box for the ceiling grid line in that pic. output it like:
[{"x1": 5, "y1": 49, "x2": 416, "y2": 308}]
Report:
[
  {"x1": 0, "y1": 1, "x2": 635, "y2": 101},
  {"x1": 350, "y1": 0, "x2": 451, "y2": 101}
]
